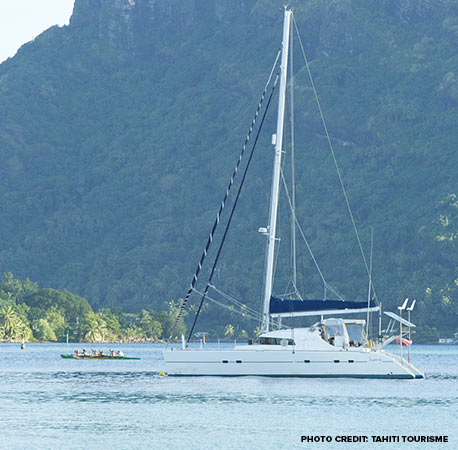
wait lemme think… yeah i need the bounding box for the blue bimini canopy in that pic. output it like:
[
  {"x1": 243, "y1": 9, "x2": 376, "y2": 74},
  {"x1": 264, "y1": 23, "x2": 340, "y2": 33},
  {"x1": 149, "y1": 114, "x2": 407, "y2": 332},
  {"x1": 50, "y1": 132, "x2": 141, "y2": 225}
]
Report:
[{"x1": 270, "y1": 298, "x2": 379, "y2": 318}]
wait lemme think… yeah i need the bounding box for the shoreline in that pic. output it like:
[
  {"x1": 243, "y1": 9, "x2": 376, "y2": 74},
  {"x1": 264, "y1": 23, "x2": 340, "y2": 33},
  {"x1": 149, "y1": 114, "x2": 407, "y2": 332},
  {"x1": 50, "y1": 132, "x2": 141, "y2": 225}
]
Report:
[
  {"x1": 0, "y1": 339, "x2": 166, "y2": 344},
  {"x1": 2, "y1": 339, "x2": 457, "y2": 345}
]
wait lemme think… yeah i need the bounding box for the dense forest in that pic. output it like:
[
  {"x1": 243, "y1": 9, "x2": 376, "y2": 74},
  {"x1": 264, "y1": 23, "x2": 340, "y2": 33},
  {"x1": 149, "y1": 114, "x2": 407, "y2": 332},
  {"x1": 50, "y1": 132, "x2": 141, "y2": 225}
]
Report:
[{"x1": 0, "y1": 0, "x2": 456, "y2": 340}]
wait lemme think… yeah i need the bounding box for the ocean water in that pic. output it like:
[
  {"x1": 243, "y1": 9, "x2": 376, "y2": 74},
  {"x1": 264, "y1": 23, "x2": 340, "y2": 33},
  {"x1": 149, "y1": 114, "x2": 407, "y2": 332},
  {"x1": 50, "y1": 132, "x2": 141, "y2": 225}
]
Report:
[{"x1": 0, "y1": 343, "x2": 456, "y2": 450}]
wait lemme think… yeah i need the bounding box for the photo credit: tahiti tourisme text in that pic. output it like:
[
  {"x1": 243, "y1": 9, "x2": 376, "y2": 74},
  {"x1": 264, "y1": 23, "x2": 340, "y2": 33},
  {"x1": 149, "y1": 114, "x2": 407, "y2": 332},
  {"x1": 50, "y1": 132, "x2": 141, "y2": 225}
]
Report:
[{"x1": 301, "y1": 435, "x2": 449, "y2": 444}]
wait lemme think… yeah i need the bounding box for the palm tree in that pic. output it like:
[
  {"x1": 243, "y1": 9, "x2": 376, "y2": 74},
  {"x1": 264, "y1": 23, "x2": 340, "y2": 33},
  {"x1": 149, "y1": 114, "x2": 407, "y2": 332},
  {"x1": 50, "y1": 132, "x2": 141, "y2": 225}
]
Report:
[
  {"x1": 84, "y1": 316, "x2": 107, "y2": 342},
  {"x1": 3, "y1": 272, "x2": 14, "y2": 287},
  {"x1": 138, "y1": 310, "x2": 151, "y2": 324},
  {"x1": 84, "y1": 325, "x2": 100, "y2": 342},
  {"x1": 2, "y1": 273, "x2": 22, "y2": 301},
  {"x1": 0, "y1": 305, "x2": 20, "y2": 339}
]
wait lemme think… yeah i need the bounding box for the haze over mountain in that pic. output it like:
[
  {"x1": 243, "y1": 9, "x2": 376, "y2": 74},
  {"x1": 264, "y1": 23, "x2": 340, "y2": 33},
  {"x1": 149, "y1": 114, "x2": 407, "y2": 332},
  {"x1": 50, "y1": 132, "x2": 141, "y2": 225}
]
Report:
[{"x1": 0, "y1": 0, "x2": 457, "y2": 337}]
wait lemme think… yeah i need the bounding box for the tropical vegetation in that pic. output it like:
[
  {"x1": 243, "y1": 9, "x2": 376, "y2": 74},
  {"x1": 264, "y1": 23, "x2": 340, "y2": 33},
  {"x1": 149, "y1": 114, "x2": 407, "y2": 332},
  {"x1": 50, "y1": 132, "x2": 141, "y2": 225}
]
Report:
[
  {"x1": 0, "y1": 273, "x2": 185, "y2": 342},
  {"x1": 0, "y1": 0, "x2": 456, "y2": 340}
]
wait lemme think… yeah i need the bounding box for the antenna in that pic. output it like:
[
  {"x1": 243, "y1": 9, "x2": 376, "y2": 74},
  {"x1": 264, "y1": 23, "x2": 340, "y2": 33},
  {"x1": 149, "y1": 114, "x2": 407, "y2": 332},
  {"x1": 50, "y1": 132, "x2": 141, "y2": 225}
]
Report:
[
  {"x1": 398, "y1": 298, "x2": 408, "y2": 311},
  {"x1": 406, "y1": 299, "x2": 416, "y2": 363},
  {"x1": 397, "y1": 298, "x2": 408, "y2": 361}
]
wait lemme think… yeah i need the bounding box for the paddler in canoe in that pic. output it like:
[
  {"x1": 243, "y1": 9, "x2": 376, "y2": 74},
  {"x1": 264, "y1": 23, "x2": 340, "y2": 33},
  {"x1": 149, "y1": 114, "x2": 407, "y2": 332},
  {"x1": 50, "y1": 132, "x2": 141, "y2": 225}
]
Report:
[{"x1": 61, "y1": 349, "x2": 139, "y2": 359}]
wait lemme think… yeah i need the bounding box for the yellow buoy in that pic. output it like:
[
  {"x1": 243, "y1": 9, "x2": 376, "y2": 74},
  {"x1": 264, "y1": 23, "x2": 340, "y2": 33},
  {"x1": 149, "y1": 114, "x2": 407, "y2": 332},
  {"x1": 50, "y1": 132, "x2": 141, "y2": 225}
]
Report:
[{"x1": 159, "y1": 371, "x2": 165, "y2": 376}]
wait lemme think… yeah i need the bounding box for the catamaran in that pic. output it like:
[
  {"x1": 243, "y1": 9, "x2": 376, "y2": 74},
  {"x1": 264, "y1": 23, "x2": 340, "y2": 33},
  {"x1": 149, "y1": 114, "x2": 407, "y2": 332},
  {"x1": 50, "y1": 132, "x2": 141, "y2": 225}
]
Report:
[{"x1": 163, "y1": 8, "x2": 424, "y2": 379}]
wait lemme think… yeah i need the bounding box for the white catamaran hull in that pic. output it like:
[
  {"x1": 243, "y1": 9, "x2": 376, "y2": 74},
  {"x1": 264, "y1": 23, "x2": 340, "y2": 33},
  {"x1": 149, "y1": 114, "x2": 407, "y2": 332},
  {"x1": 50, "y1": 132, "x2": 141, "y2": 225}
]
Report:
[{"x1": 163, "y1": 348, "x2": 424, "y2": 379}]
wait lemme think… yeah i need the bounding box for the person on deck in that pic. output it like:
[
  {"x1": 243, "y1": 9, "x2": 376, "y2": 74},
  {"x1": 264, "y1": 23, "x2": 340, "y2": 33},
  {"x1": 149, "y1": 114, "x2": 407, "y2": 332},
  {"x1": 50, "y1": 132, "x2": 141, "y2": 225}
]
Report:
[
  {"x1": 117, "y1": 350, "x2": 124, "y2": 357},
  {"x1": 82, "y1": 349, "x2": 89, "y2": 356}
]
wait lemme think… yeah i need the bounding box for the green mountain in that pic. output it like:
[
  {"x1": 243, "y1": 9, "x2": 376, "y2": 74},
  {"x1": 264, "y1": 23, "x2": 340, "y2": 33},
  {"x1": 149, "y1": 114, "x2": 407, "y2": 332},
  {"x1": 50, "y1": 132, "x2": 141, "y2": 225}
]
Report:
[{"x1": 0, "y1": 0, "x2": 456, "y2": 338}]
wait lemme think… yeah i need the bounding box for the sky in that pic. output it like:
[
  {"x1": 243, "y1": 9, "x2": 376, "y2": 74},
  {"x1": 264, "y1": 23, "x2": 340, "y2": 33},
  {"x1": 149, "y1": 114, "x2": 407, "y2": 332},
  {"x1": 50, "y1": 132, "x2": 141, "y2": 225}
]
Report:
[{"x1": 0, "y1": 0, "x2": 75, "y2": 63}]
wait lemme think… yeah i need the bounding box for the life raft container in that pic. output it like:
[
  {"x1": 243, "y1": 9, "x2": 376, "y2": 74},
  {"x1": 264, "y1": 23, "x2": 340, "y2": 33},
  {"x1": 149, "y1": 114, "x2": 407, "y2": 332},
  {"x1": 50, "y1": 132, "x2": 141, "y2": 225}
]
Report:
[{"x1": 396, "y1": 336, "x2": 413, "y2": 346}]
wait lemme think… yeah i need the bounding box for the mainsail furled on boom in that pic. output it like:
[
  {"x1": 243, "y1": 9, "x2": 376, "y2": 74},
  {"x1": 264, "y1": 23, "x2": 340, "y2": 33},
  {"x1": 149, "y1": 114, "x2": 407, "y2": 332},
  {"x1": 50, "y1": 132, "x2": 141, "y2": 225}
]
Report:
[{"x1": 270, "y1": 298, "x2": 379, "y2": 318}]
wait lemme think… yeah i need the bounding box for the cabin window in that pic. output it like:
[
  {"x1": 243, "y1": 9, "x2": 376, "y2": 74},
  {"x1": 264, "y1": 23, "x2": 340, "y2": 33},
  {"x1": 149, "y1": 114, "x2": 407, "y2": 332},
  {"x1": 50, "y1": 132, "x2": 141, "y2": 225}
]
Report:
[
  {"x1": 258, "y1": 337, "x2": 295, "y2": 345},
  {"x1": 346, "y1": 324, "x2": 365, "y2": 347},
  {"x1": 236, "y1": 360, "x2": 242, "y2": 364},
  {"x1": 222, "y1": 360, "x2": 228, "y2": 364},
  {"x1": 325, "y1": 324, "x2": 344, "y2": 341}
]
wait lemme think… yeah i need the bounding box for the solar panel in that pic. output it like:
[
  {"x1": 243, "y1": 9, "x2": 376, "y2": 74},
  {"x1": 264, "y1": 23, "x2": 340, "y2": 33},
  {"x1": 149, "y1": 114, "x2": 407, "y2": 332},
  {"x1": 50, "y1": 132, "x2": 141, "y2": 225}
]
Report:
[{"x1": 384, "y1": 311, "x2": 416, "y2": 328}]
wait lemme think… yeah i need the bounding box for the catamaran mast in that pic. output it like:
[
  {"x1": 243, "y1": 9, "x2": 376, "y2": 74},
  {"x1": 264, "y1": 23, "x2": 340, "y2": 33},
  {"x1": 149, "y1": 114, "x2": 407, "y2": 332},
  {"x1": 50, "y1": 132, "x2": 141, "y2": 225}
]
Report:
[{"x1": 261, "y1": 8, "x2": 292, "y2": 333}]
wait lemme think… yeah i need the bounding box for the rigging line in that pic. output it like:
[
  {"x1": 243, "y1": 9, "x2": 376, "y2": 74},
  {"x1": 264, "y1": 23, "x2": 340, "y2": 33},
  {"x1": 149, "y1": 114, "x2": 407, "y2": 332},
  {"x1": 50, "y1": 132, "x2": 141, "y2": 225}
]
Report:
[
  {"x1": 259, "y1": 230, "x2": 270, "y2": 326},
  {"x1": 281, "y1": 277, "x2": 293, "y2": 298},
  {"x1": 366, "y1": 227, "x2": 374, "y2": 337},
  {"x1": 284, "y1": 290, "x2": 301, "y2": 297},
  {"x1": 271, "y1": 198, "x2": 282, "y2": 298},
  {"x1": 192, "y1": 288, "x2": 263, "y2": 322},
  {"x1": 193, "y1": 287, "x2": 283, "y2": 329},
  {"x1": 187, "y1": 72, "x2": 281, "y2": 343},
  {"x1": 280, "y1": 168, "x2": 326, "y2": 286},
  {"x1": 206, "y1": 285, "x2": 283, "y2": 329},
  {"x1": 280, "y1": 168, "x2": 345, "y2": 301},
  {"x1": 289, "y1": 17, "x2": 299, "y2": 299},
  {"x1": 271, "y1": 115, "x2": 287, "y2": 301},
  {"x1": 292, "y1": 15, "x2": 380, "y2": 305},
  {"x1": 168, "y1": 51, "x2": 282, "y2": 341},
  {"x1": 288, "y1": 205, "x2": 304, "y2": 300},
  {"x1": 209, "y1": 286, "x2": 261, "y2": 317},
  {"x1": 208, "y1": 285, "x2": 263, "y2": 318},
  {"x1": 298, "y1": 236, "x2": 307, "y2": 295}
]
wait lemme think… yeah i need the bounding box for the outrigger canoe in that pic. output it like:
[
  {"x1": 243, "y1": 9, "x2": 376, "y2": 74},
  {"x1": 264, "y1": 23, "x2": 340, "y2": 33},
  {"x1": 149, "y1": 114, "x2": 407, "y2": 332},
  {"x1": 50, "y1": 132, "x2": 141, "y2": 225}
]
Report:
[{"x1": 60, "y1": 354, "x2": 140, "y2": 360}]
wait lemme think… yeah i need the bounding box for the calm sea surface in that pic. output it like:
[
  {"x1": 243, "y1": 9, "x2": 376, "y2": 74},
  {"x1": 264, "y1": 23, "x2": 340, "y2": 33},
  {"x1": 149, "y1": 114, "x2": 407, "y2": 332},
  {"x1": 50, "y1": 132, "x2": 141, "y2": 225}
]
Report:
[{"x1": 0, "y1": 343, "x2": 456, "y2": 449}]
